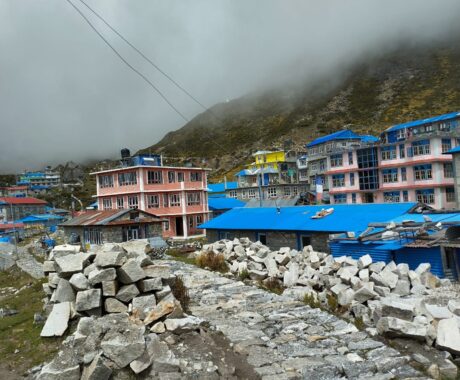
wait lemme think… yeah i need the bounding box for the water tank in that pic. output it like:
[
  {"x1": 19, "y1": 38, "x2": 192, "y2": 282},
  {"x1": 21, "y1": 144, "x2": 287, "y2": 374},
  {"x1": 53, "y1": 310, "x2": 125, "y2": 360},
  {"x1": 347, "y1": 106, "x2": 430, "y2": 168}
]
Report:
[{"x1": 121, "y1": 148, "x2": 131, "y2": 159}]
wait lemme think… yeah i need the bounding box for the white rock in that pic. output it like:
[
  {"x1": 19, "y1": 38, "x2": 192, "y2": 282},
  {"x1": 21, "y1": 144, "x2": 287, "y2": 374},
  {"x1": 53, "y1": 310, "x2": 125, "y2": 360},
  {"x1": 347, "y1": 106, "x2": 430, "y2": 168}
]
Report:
[
  {"x1": 117, "y1": 259, "x2": 145, "y2": 284},
  {"x1": 415, "y1": 263, "x2": 431, "y2": 275},
  {"x1": 55, "y1": 253, "x2": 88, "y2": 276},
  {"x1": 283, "y1": 263, "x2": 299, "y2": 287},
  {"x1": 40, "y1": 302, "x2": 71, "y2": 337},
  {"x1": 69, "y1": 273, "x2": 89, "y2": 291},
  {"x1": 337, "y1": 288, "x2": 355, "y2": 306},
  {"x1": 164, "y1": 316, "x2": 204, "y2": 332},
  {"x1": 424, "y1": 304, "x2": 453, "y2": 320},
  {"x1": 358, "y1": 255, "x2": 372, "y2": 269},
  {"x1": 358, "y1": 269, "x2": 369, "y2": 282},
  {"x1": 436, "y1": 317, "x2": 460, "y2": 355},
  {"x1": 448, "y1": 300, "x2": 460, "y2": 316},
  {"x1": 76, "y1": 289, "x2": 101, "y2": 312},
  {"x1": 150, "y1": 322, "x2": 166, "y2": 333},
  {"x1": 376, "y1": 317, "x2": 427, "y2": 341}
]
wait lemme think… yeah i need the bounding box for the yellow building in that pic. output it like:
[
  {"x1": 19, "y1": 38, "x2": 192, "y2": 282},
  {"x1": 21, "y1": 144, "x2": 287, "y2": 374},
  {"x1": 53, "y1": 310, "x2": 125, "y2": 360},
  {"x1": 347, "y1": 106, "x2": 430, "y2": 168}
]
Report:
[{"x1": 249, "y1": 150, "x2": 286, "y2": 170}]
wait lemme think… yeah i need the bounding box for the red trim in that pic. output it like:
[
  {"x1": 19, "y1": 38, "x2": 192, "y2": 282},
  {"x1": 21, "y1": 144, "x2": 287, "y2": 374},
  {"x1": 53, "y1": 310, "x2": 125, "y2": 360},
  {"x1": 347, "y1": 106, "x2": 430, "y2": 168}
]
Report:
[{"x1": 0, "y1": 197, "x2": 47, "y2": 205}]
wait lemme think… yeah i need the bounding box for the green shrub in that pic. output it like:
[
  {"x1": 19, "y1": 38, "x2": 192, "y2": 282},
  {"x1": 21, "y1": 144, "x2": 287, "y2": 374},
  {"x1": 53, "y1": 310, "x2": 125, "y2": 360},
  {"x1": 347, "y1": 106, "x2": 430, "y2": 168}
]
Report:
[
  {"x1": 196, "y1": 251, "x2": 227, "y2": 273},
  {"x1": 303, "y1": 293, "x2": 320, "y2": 308},
  {"x1": 262, "y1": 277, "x2": 285, "y2": 295},
  {"x1": 238, "y1": 269, "x2": 250, "y2": 281}
]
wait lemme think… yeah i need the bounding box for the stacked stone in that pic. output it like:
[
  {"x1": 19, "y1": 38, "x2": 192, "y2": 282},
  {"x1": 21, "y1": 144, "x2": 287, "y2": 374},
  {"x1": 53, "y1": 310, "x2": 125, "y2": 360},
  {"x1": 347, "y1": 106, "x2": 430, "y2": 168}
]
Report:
[
  {"x1": 38, "y1": 241, "x2": 204, "y2": 379},
  {"x1": 199, "y1": 238, "x2": 460, "y2": 360}
]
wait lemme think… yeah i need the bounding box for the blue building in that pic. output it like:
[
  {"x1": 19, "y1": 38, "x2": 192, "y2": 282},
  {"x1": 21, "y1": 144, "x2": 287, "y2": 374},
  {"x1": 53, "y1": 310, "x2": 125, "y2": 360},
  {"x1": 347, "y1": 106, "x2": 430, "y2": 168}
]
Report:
[
  {"x1": 208, "y1": 197, "x2": 245, "y2": 218},
  {"x1": 200, "y1": 202, "x2": 417, "y2": 252},
  {"x1": 207, "y1": 182, "x2": 238, "y2": 198}
]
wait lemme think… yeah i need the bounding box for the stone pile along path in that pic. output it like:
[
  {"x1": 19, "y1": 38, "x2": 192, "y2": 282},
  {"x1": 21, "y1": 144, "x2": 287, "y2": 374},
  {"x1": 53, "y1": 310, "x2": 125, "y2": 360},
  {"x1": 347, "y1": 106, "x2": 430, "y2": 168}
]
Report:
[{"x1": 162, "y1": 259, "x2": 429, "y2": 380}]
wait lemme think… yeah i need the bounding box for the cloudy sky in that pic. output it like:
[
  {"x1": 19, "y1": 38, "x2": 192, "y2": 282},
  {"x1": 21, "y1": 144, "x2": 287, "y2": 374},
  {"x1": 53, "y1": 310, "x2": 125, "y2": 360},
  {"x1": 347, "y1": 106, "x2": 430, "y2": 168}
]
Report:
[{"x1": 1, "y1": 0, "x2": 460, "y2": 173}]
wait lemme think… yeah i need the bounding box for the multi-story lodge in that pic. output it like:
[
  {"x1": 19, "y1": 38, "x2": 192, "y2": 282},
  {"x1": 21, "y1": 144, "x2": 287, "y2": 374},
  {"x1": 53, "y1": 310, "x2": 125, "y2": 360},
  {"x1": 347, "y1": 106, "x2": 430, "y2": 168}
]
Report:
[
  {"x1": 327, "y1": 112, "x2": 460, "y2": 209},
  {"x1": 232, "y1": 150, "x2": 308, "y2": 202},
  {"x1": 92, "y1": 153, "x2": 209, "y2": 239},
  {"x1": 17, "y1": 167, "x2": 61, "y2": 189}
]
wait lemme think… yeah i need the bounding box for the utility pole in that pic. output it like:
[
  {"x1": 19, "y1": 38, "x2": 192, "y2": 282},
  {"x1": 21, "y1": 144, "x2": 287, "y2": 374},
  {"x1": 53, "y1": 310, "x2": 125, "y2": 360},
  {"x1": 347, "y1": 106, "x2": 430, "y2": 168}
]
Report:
[{"x1": 8, "y1": 201, "x2": 17, "y2": 254}]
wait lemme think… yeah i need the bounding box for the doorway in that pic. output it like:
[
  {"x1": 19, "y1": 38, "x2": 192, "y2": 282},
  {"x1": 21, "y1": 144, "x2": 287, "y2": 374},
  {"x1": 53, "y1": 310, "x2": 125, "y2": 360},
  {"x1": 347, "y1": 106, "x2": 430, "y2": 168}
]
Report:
[
  {"x1": 301, "y1": 235, "x2": 311, "y2": 249},
  {"x1": 175, "y1": 217, "x2": 184, "y2": 237},
  {"x1": 257, "y1": 232, "x2": 267, "y2": 245},
  {"x1": 363, "y1": 193, "x2": 374, "y2": 203}
]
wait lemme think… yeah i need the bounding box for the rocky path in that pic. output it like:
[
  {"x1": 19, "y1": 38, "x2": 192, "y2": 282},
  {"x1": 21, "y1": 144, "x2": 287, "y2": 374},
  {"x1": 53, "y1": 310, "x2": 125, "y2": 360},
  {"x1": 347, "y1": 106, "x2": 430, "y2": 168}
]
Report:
[{"x1": 162, "y1": 259, "x2": 428, "y2": 380}]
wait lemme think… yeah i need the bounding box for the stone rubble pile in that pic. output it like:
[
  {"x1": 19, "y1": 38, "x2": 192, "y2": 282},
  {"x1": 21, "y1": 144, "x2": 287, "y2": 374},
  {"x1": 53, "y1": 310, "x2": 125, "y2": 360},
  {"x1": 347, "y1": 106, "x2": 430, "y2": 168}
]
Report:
[
  {"x1": 37, "y1": 240, "x2": 206, "y2": 379},
  {"x1": 199, "y1": 238, "x2": 460, "y2": 363}
]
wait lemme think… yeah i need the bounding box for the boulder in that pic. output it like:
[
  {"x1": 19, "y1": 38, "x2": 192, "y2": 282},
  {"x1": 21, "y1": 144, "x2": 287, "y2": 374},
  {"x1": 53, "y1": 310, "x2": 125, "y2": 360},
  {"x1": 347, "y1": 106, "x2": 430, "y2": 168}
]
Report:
[
  {"x1": 358, "y1": 269, "x2": 369, "y2": 282},
  {"x1": 358, "y1": 254, "x2": 372, "y2": 269},
  {"x1": 337, "y1": 288, "x2": 355, "y2": 306},
  {"x1": 369, "y1": 262, "x2": 385, "y2": 274},
  {"x1": 392, "y1": 279, "x2": 410, "y2": 296},
  {"x1": 354, "y1": 286, "x2": 378, "y2": 303},
  {"x1": 164, "y1": 315, "x2": 204, "y2": 332},
  {"x1": 55, "y1": 253, "x2": 87, "y2": 276},
  {"x1": 81, "y1": 353, "x2": 112, "y2": 380},
  {"x1": 101, "y1": 281, "x2": 118, "y2": 297},
  {"x1": 143, "y1": 265, "x2": 171, "y2": 279},
  {"x1": 88, "y1": 268, "x2": 116, "y2": 286},
  {"x1": 415, "y1": 263, "x2": 431, "y2": 275},
  {"x1": 116, "y1": 284, "x2": 140, "y2": 303},
  {"x1": 379, "y1": 268, "x2": 399, "y2": 289},
  {"x1": 117, "y1": 259, "x2": 145, "y2": 284},
  {"x1": 424, "y1": 304, "x2": 453, "y2": 320},
  {"x1": 275, "y1": 254, "x2": 290, "y2": 266},
  {"x1": 150, "y1": 322, "x2": 166, "y2": 333},
  {"x1": 104, "y1": 298, "x2": 128, "y2": 313},
  {"x1": 330, "y1": 283, "x2": 349, "y2": 296},
  {"x1": 283, "y1": 263, "x2": 299, "y2": 287},
  {"x1": 447, "y1": 300, "x2": 460, "y2": 316},
  {"x1": 420, "y1": 272, "x2": 440, "y2": 289},
  {"x1": 264, "y1": 258, "x2": 278, "y2": 277},
  {"x1": 249, "y1": 269, "x2": 268, "y2": 281},
  {"x1": 340, "y1": 266, "x2": 359, "y2": 283},
  {"x1": 69, "y1": 273, "x2": 89, "y2": 291},
  {"x1": 76, "y1": 289, "x2": 101, "y2": 312},
  {"x1": 381, "y1": 298, "x2": 415, "y2": 321},
  {"x1": 51, "y1": 278, "x2": 76, "y2": 303},
  {"x1": 101, "y1": 325, "x2": 146, "y2": 368},
  {"x1": 436, "y1": 317, "x2": 460, "y2": 355},
  {"x1": 376, "y1": 317, "x2": 427, "y2": 341},
  {"x1": 40, "y1": 302, "x2": 71, "y2": 337},
  {"x1": 144, "y1": 297, "x2": 177, "y2": 325},
  {"x1": 120, "y1": 239, "x2": 153, "y2": 255},
  {"x1": 43, "y1": 260, "x2": 57, "y2": 273},
  {"x1": 132, "y1": 294, "x2": 157, "y2": 319},
  {"x1": 129, "y1": 334, "x2": 161, "y2": 374},
  {"x1": 155, "y1": 285, "x2": 172, "y2": 301},
  {"x1": 94, "y1": 250, "x2": 126, "y2": 268},
  {"x1": 138, "y1": 278, "x2": 163, "y2": 293}
]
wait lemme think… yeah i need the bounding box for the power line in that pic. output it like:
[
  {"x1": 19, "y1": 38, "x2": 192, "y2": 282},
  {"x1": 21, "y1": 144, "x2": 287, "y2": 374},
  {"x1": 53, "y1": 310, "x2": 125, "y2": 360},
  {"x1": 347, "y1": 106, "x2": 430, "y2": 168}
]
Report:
[
  {"x1": 76, "y1": 0, "x2": 209, "y2": 112},
  {"x1": 65, "y1": 0, "x2": 188, "y2": 122}
]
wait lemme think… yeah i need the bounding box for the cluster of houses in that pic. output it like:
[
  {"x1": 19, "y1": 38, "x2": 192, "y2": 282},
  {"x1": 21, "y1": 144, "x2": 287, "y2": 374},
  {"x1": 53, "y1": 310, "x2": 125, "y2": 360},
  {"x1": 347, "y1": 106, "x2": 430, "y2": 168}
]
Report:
[{"x1": 2, "y1": 111, "x2": 460, "y2": 280}]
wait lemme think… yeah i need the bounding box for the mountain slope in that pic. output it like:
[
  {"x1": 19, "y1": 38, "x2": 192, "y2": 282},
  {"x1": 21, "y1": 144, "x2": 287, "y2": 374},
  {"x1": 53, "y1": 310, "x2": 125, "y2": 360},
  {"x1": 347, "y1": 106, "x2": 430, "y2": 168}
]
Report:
[{"x1": 142, "y1": 44, "x2": 460, "y2": 179}]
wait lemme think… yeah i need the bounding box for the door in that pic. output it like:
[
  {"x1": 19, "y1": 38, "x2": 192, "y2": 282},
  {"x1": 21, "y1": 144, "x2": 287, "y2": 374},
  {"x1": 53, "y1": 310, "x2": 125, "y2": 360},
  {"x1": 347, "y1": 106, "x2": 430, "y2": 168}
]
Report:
[
  {"x1": 301, "y1": 235, "x2": 311, "y2": 249},
  {"x1": 444, "y1": 247, "x2": 459, "y2": 280},
  {"x1": 175, "y1": 217, "x2": 184, "y2": 237},
  {"x1": 363, "y1": 193, "x2": 374, "y2": 203},
  {"x1": 257, "y1": 232, "x2": 267, "y2": 245}
]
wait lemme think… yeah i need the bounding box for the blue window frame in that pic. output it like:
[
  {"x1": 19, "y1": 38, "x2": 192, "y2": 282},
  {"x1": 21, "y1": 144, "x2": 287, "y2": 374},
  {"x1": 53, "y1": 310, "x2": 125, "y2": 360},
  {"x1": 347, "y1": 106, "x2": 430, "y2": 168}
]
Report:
[
  {"x1": 382, "y1": 168, "x2": 398, "y2": 183},
  {"x1": 416, "y1": 189, "x2": 435, "y2": 204},
  {"x1": 330, "y1": 154, "x2": 343, "y2": 168},
  {"x1": 381, "y1": 145, "x2": 396, "y2": 160},
  {"x1": 383, "y1": 191, "x2": 400, "y2": 203},
  {"x1": 333, "y1": 194, "x2": 347, "y2": 204},
  {"x1": 399, "y1": 144, "x2": 405, "y2": 158},
  {"x1": 413, "y1": 164, "x2": 432, "y2": 181},
  {"x1": 412, "y1": 139, "x2": 430, "y2": 156},
  {"x1": 332, "y1": 174, "x2": 345, "y2": 187}
]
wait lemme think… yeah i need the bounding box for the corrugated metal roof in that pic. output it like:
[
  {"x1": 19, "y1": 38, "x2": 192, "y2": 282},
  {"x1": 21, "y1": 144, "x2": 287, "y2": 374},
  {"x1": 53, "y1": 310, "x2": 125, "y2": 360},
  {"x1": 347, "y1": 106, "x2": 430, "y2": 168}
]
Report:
[
  {"x1": 61, "y1": 209, "x2": 163, "y2": 227},
  {"x1": 200, "y1": 203, "x2": 416, "y2": 233},
  {"x1": 208, "y1": 198, "x2": 245, "y2": 210},
  {"x1": 385, "y1": 111, "x2": 460, "y2": 132},
  {"x1": 244, "y1": 197, "x2": 300, "y2": 208},
  {"x1": 0, "y1": 197, "x2": 47, "y2": 205},
  {"x1": 208, "y1": 182, "x2": 238, "y2": 193},
  {"x1": 306, "y1": 130, "x2": 377, "y2": 148}
]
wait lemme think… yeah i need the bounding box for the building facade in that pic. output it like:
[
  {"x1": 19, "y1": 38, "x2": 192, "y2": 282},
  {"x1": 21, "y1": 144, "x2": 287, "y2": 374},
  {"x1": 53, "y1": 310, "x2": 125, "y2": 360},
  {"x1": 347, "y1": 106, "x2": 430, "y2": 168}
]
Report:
[
  {"x1": 18, "y1": 168, "x2": 61, "y2": 188},
  {"x1": 92, "y1": 155, "x2": 209, "y2": 238},
  {"x1": 0, "y1": 197, "x2": 48, "y2": 221},
  {"x1": 328, "y1": 112, "x2": 460, "y2": 209}
]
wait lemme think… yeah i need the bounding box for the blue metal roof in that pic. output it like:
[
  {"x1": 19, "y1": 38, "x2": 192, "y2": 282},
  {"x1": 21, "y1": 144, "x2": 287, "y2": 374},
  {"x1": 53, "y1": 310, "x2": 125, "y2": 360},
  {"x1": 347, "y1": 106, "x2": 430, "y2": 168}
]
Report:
[
  {"x1": 208, "y1": 197, "x2": 245, "y2": 210},
  {"x1": 208, "y1": 182, "x2": 238, "y2": 193},
  {"x1": 385, "y1": 111, "x2": 460, "y2": 133},
  {"x1": 20, "y1": 214, "x2": 65, "y2": 223},
  {"x1": 446, "y1": 146, "x2": 460, "y2": 154},
  {"x1": 200, "y1": 203, "x2": 417, "y2": 233},
  {"x1": 306, "y1": 130, "x2": 378, "y2": 148}
]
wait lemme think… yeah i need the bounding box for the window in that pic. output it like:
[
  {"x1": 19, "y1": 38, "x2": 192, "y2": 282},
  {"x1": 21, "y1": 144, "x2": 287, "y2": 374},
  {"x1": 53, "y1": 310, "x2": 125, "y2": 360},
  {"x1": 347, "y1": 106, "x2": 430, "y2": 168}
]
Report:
[
  {"x1": 118, "y1": 172, "x2": 137, "y2": 186},
  {"x1": 229, "y1": 190, "x2": 237, "y2": 198},
  {"x1": 383, "y1": 191, "x2": 400, "y2": 203},
  {"x1": 399, "y1": 144, "x2": 405, "y2": 158},
  {"x1": 413, "y1": 164, "x2": 432, "y2": 181},
  {"x1": 196, "y1": 215, "x2": 203, "y2": 225},
  {"x1": 170, "y1": 193, "x2": 181, "y2": 206},
  {"x1": 188, "y1": 216, "x2": 194, "y2": 228},
  {"x1": 330, "y1": 154, "x2": 343, "y2": 167},
  {"x1": 332, "y1": 174, "x2": 345, "y2": 187},
  {"x1": 177, "y1": 172, "x2": 185, "y2": 182},
  {"x1": 412, "y1": 139, "x2": 430, "y2": 156},
  {"x1": 147, "y1": 171, "x2": 162, "y2": 184},
  {"x1": 446, "y1": 187, "x2": 455, "y2": 202},
  {"x1": 442, "y1": 138, "x2": 452, "y2": 153},
  {"x1": 333, "y1": 194, "x2": 347, "y2": 204},
  {"x1": 163, "y1": 220, "x2": 170, "y2": 231},
  {"x1": 382, "y1": 168, "x2": 398, "y2": 183},
  {"x1": 168, "y1": 171, "x2": 176, "y2": 183},
  {"x1": 190, "y1": 172, "x2": 202, "y2": 182},
  {"x1": 397, "y1": 129, "x2": 406, "y2": 140},
  {"x1": 293, "y1": 186, "x2": 298, "y2": 196},
  {"x1": 99, "y1": 175, "x2": 114, "y2": 188},
  {"x1": 147, "y1": 195, "x2": 159, "y2": 208},
  {"x1": 443, "y1": 163, "x2": 453, "y2": 178},
  {"x1": 416, "y1": 189, "x2": 435, "y2": 204},
  {"x1": 284, "y1": 187, "x2": 291, "y2": 196},
  {"x1": 248, "y1": 189, "x2": 256, "y2": 198},
  {"x1": 319, "y1": 160, "x2": 326, "y2": 171},
  {"x1": 348, "y1": 152, "x2": 353, "y2": 165},
  {"x1": 403, "y1": 191, "x2": 409, "y2": 202},
  {"x1": 350, "y1": 173, "x2": 355, "y2": 186},
  {"x1": 358, "y1": 169, "x2": 379, "y2": 190},
  {"x1": 268, "y1": 187, "x2": 277, "y2": 198},
  {"x1": 401, "y1": 167, "x2": 407, "y2": 181},
  {"x1": 357, "y1": 147, "x2": 379, "y2": 169},
  {"x1": 351, "y1": 193, "x2": 356, "y2": 203},
  {"x1": 128, "y1": 196, "x2": 138, "y2": 209},
  {"x1": 187, "y1": 193, "x2": 201, "y2": 206},
  {"x1": 102, "y1": 198, "x2": 112, "y2": 210},
  {"x1": 381, "y1": 146, "x2": 396, "y2": 160},
  {"x1": 117, "y1": 197, "x2": 124, "y2": 209}
]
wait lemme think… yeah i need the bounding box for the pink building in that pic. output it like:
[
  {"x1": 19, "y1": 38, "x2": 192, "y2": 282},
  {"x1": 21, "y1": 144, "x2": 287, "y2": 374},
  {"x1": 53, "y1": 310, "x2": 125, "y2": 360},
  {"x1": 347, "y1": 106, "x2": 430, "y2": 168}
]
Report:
[
  {"x1": 327, "y1": 112, "x2": 460, "y2": 209},
  {"x1": 92, "y1": 155, "x2": 209, "y2": 238}
]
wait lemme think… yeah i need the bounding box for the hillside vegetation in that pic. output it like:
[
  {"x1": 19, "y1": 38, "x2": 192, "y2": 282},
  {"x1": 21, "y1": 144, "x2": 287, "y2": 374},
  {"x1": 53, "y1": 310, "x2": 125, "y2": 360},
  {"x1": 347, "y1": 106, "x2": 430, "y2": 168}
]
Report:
[{"x1": 142, "y1": 44, "x2": 460, "y2": 180}]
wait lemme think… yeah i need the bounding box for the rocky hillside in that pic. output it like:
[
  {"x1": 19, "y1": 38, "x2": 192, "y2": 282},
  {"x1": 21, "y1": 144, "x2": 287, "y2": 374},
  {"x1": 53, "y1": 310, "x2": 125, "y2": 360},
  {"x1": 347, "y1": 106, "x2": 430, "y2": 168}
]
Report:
[{"x1": 142, "y1": 43, "x2": 460, "y2": 180}]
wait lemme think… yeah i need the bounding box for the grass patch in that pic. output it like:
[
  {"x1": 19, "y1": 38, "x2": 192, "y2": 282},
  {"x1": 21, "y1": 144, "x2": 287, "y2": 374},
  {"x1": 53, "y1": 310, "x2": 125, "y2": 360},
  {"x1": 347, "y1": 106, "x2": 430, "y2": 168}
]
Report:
[
  {"x1": 0, "y1": 268, "x2": 62, "y2": 373},
  {"x1": 238, "y1": 269, "x2": 250, "y2": 281},
  {"x1": 170, "y1": 276, "x2": 190, "y2": 312},
  {"x1": 326, "y1": 293, "x2": 339, "y2": 313},
  {"x1": 354, "y1": 316, "x2": 365, "y2": 330},
  {"x1": 303, "y1": 293, "x2": 321, "y2": 309},
  {"x1": 167, "y1": 249, "x2": 197, "y2": 266},
  {"x1": 260, "y1": 277, "x2": 285, "y2": 295},
  {"x1": 196, "y1": 251, "x2": 228, "y2": 273}
]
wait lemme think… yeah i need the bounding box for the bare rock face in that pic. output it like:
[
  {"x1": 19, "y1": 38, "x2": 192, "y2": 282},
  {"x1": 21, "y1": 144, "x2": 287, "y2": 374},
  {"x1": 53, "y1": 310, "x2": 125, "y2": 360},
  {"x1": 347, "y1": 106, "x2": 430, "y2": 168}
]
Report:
[
  {"x1": 94, "y1": 250, "x2": 127, "y2": 268},
  {"x1": 117, "y1": 259, "x2": 145, "y2": 284},
  {"x1": 76, "y1": 289, "x2": 101, "y2": 312},
  {"x1": 436, "y1": 317, "x2": 460, "y2": 355}
]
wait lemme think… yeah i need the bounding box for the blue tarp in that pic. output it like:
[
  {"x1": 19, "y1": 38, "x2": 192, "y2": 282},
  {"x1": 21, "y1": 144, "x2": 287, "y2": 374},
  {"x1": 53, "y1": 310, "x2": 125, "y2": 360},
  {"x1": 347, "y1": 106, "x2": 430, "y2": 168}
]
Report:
[
  {"x1": 200, "y1": 203, "x2": 417, "y2": 234},
  {"x1": 20, "y1": 214, "x2": 65, "y2": 223},
  {"x1": 208, "y1": 198, "x2": 245, "y2": 210},
  {"x1": 446, "y1": 146, "x2": 460, "y2": 154},
  {"x1": 385, "y1": 111, "x2": 460, "y2": 132}
]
